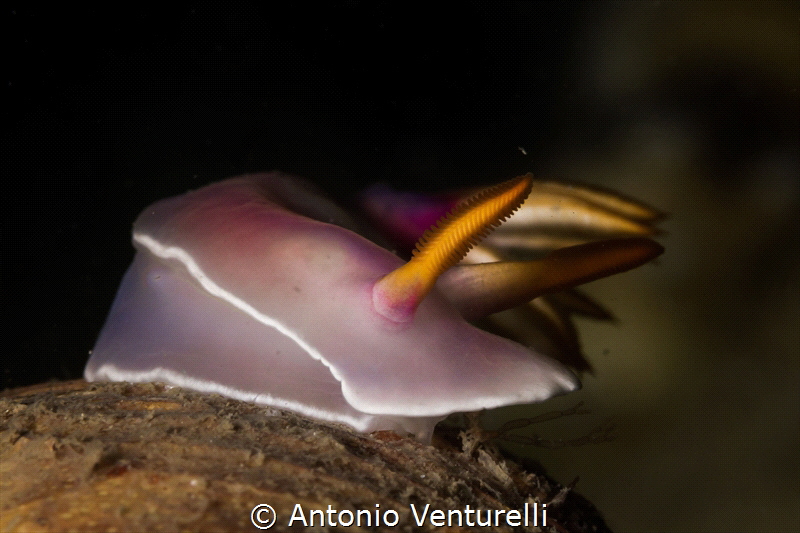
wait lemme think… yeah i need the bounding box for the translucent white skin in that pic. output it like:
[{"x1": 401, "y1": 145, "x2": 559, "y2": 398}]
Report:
[{"x1": 85, "y1": 173, "x2": 579, "y2": 441}]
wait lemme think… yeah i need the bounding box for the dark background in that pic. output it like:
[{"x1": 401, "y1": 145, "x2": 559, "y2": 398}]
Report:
[
  {"x1": 7, "y1": 3, "x2": 584, "y2": 388},
  {"x1": 5, "y1": 3, "x2": 798, "y2": 531}
]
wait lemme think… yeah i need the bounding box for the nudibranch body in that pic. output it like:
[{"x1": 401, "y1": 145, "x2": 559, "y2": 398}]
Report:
[{"x1": 86, "y1": 172, "x2": 662, "y2": 440}]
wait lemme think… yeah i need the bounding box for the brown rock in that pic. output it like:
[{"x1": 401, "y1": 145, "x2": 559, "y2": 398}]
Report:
[{"x1": 1, "y1": 381, "x2": 609, "y2": 532}]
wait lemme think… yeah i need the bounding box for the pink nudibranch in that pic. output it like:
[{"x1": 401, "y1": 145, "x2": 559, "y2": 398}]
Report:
[{"x1": 85, "y1": 172, "x2": 663, "y2": 441}]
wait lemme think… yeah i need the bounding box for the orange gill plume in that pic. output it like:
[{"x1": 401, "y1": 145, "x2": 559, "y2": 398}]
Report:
[
  {"x1": 462, "y1": 179, "x2": 665, "y2": 372},
  {"x1": 371, "y1": 174, "x2": 534, "y2": 323}
]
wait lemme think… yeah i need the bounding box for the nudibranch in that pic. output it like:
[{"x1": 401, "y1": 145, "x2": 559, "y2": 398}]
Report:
[{"x1": 86, "y1": 172, "x2": 663, "y2": 440}]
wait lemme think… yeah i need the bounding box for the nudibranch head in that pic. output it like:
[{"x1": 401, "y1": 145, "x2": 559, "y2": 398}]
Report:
[{"x1": 85, "y1": 172, "x2": 662, "y2": 441}]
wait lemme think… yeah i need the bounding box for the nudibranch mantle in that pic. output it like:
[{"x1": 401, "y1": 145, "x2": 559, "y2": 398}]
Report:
[{"x1": 86, "y1": 172, "x2": 651, "y2": 441}]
